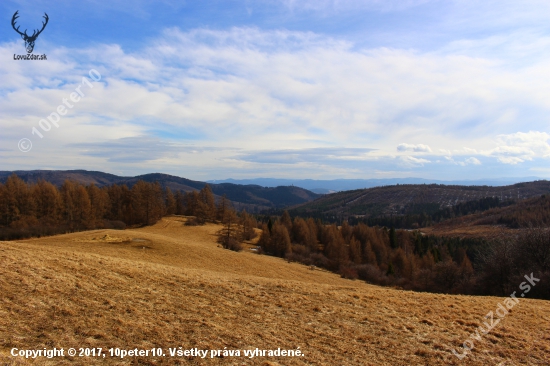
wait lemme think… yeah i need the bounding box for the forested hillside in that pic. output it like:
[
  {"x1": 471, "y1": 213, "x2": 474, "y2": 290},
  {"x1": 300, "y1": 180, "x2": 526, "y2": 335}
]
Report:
[
  {"x1": 255, "y1": 210, "x2": 550, "y2": 299},
  {"x1": 428, "y1": 194, "x2": 550, "y2": 232},
  {"x1": 290, "y1": 181, "x2": 550, "y2": 227}
]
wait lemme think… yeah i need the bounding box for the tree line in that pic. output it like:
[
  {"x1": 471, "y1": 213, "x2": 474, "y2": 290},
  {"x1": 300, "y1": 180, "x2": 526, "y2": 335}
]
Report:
[
  {"x1": 359, "y1": 194, "x2": 550, "y2": 230},
  {"x1": 0, "y1": 174, "x2": 243, "y2": 240},
  {"x1": 256, "y1": 211, "x2": 550, "y2": 299},
  {"x1": 289, "y1": 196, "x2": 515, "y2": 229}
]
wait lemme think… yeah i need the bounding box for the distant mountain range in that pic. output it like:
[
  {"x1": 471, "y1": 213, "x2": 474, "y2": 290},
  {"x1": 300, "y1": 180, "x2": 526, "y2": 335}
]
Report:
[
  {"x1": 3, "y1": 170, "x2": 548, "y2": 218},
  {"x1": 0, "y1": 170, "x2": 319, "y2": 212},
  {"x1": 207, "y1": 177, "x2": 543, "y2": 194}
]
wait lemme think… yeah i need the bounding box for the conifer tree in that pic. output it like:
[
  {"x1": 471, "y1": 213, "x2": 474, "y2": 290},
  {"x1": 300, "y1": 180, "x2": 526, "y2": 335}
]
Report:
[
  {"x1": 131, "y1": 180, "x2": 164, "y2": 226},
  {"x1": 4, "y1": 174, "x2": 35, "y2": 223},
  {"x1": 196, "y1": 185, "x2": 216, "y2": 223},
  {"x1": 32, "y1": 180, "x2": 62, "y2": 225},
  {"x1": 267, "y1": 218, "x2": 273, "y2": 234},
  {"x1": 0, "y1": 183, "x2": 9, "y2": 226},
  {"x1": 323, "y1": 225, "x2": 348, "y2": 269},
  {"x1": 349, "y1": 237, "x2": 362, "y2": 264},
  {"x1": 240, "y1": 210, "x2": 257, "y2": 240},
  {"x1": 216, "y1": 194, "x2": 231, "y2": 222},
  {"x1": 184, "y1": 191, "x2": 199, "y2": 216},
  {"x1": 60, "y1": 180, "x2": 77, "y2": 225},
  {"x1": 270, "y1": 223, "x2": 292, "y2": 257},
  {"x1": 363, "y1": 240, "x2": 378, "y2": 265},
  {"x1": 87, "y1": 184, "x2": 110, "y2": 224},
  {"x1": 165, "y1": 187, "x2": 176, "y2": 215},
  {"x1": 73, "y1": 184, "x2": 92, "y2": 227},
  {"x1": 389, "y1": 226, "x2": 397, "y2": 249},
  {"x1": 341, "y1": 221, "x2": 352, "y2": 243},
  {"x1": 217, "y1": 207, "x2": 241, "y2": 251},
  {"x1": 280, "y1": 210, "x2": 292, "y2": 232},
  {"x1": 174, "y1": 191, "x2": 185, "y2": 215},
  {"x1": 257, "y1": 223, "x2": 271, "y2": 252},
  {"x1": 386, "y1": 263, "x2": 395, "y2": 276}
]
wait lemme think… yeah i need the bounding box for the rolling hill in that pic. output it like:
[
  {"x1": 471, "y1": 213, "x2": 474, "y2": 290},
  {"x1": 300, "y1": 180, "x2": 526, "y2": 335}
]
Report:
[
  {"x1": 208, "y1": 177, "x2": 542, "y2": 193},
  {"x1": 0, "y1": 170, "x2": 319, "y2": 211},
  {"x1": 1, "y1": 216, "x2": 548, "y2": 365},
  {"x1": 289, "y1": 180, "x2": 550, "y2": 220}
]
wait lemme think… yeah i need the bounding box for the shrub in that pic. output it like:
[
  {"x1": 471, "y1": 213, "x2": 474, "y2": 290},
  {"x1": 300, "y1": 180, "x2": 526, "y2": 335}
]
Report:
[
  {"x1": 217, "y1": 236, "x2": 243, "y2": 252},
  {"x1": 356, "y1": 264, "x2": 385, "y2": 284},
  {"x1": 339, "y1": 266, "x2": 358, "y2": 280},
  {"x1": 308, "y1": 253, "x2": 329, "y2": 268},
  {"x1": 185, "y1": 217, "x2": 201, "y2": 226},
  {"x1": 103, "y1": 220, "x2": 126, "y2": 230}
]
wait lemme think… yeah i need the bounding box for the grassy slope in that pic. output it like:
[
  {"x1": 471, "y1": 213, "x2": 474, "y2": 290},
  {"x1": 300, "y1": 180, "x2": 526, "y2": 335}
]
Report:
[{"x1": 1, "y1": 217, "x2": 549, "y2": 365}]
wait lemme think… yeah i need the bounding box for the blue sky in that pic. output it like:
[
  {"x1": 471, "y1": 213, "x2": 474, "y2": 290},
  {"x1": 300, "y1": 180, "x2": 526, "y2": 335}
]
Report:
[{"x1": 1, "y1": 0, "x2": 550, "y2": 180}]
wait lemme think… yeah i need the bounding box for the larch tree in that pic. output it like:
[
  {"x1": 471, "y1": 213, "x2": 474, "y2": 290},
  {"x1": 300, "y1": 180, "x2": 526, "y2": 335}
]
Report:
[
  {"x1": 184, "y1": 191, "x2": 199, "y2": 216},
  {"x1": 4, "y1": 174, "x2": 35, "y2": 223},
  {"x1": 174, "y1": 191, "x2": 185, "y2": 215},
  {"x1": 240, "y1": 210, "x2": 257, "y2": 240},
  {"x1": 349, "y1": 237, "x2": 362, "y2": 265},
  {"x1": 131, "y1": 180, "x2": 165, "y2": 226},
  {"x1": 270, "y1": 222, "x2": 292, "y2": 258},
  {"x1": 196, "y1": 184, "x2": 216, "y2": 223},
  {"x1": 280, "y1": 210, "x2": 292, "y2": 232},
  {"x1": 72, "y1": 184, "x2": 92, "y2": 227},
  {"x1": 106, "y1": 184, "x2": 127, "y2": 221},
  {"x1": 87, "y1": 184, "x2": 110, "y2": 224},
  {"x1": 217, "y1": 207, "x2": 241, "y2": 251},
  {"x1": 32, "y1": 180, "x2": 62, "y2": 225},
  {"x1": 216, "y1": 194, "x2": 231, "y2": 222},
  {"x1": 389, "y1": 226, "x2": 398, "y2": 249},
  {"x1": 165, "y1": 187, "x2": 176, "y2": 215},
  {"x1": 60, "y1": 180, "x2": 77, "y2": 225}
]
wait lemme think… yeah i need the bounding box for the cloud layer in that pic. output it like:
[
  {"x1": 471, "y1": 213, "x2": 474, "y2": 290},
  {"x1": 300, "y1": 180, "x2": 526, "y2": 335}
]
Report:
[{"x1": 1, "y1": 1, "x2": 550, "y2": 179}]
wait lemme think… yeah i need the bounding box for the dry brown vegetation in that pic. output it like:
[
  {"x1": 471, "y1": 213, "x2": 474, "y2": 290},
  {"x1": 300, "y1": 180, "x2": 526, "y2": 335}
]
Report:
[
  {"x1": 424, "y1": 194, "x2": 550, "y2": 239},
  {"x1": 1, "y1": 216, "x2": 549, "y2": 365},
  {"x1": 421, "y1": 224, "x2": 515, "y2": 240}
]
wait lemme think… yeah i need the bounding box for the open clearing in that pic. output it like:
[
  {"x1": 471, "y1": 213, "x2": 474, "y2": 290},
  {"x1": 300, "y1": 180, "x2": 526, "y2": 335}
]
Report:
[{"x1": 1, "y1": 216, "x2": 549, "y2": 365}]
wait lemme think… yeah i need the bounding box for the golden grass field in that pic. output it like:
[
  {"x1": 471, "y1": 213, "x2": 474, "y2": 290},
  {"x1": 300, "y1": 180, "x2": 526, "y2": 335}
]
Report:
[
  {"x1": 1, "y1": 216, "x2": 549, "y2": 365},
  {"x1": 421, "y1": 224, "x2": 514, "y2": 240}
]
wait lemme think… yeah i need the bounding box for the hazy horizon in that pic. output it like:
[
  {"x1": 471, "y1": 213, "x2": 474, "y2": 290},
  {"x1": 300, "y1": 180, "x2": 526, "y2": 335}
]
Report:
[{"x1": 2, "y1": 1, "x2": 550, "y2": 181}]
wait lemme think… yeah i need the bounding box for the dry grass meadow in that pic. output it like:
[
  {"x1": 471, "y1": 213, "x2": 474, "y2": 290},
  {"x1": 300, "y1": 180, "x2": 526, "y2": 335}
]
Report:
[{"x1": 1, "y1": 216, "x2": 549, "y2": 365}]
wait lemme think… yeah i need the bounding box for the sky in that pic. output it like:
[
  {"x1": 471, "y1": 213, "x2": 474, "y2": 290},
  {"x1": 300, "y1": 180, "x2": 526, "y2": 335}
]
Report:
[{"x1": 1, "y1": 0, "x2": 550, "y2": 181}]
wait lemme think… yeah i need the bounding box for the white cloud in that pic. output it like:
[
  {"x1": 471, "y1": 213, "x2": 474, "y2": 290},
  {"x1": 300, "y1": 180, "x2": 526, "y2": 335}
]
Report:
[
  {"x1": 444, "y1": 155, "x2": 482, "y2": 166},
  {"x1": 397, "y1": 143, "x2": 432, "y2": 152},
  {"x1": 463, "y1": 157, "x2": 481, "y2": 165},
  {"x1": 400, "y1": 156, "x2": 431, "y2": 167},
  {"x1": 481, "y1": 131, "x2": 550, "y2": 164},
  {"x1": 496, "y1": 131, "x2": 550, "y2": 157},
  {"x1": 2, "y1": 25, "x2": 550, "y2": 178},
  {"x1": 497, "y1": 156, "x2": 525, "y2": 165},
  {"x1": 459, "y1": 147, "x2": 478, "y2": 154},
  {"x1": 464, "y1": 157, "x2": 481, "y2": 165}
]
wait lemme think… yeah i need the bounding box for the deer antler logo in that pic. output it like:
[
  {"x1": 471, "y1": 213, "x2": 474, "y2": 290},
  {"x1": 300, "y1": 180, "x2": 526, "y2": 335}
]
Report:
[{"x1": 11, "y1": 11, "x2": 49, "y2": 54}]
